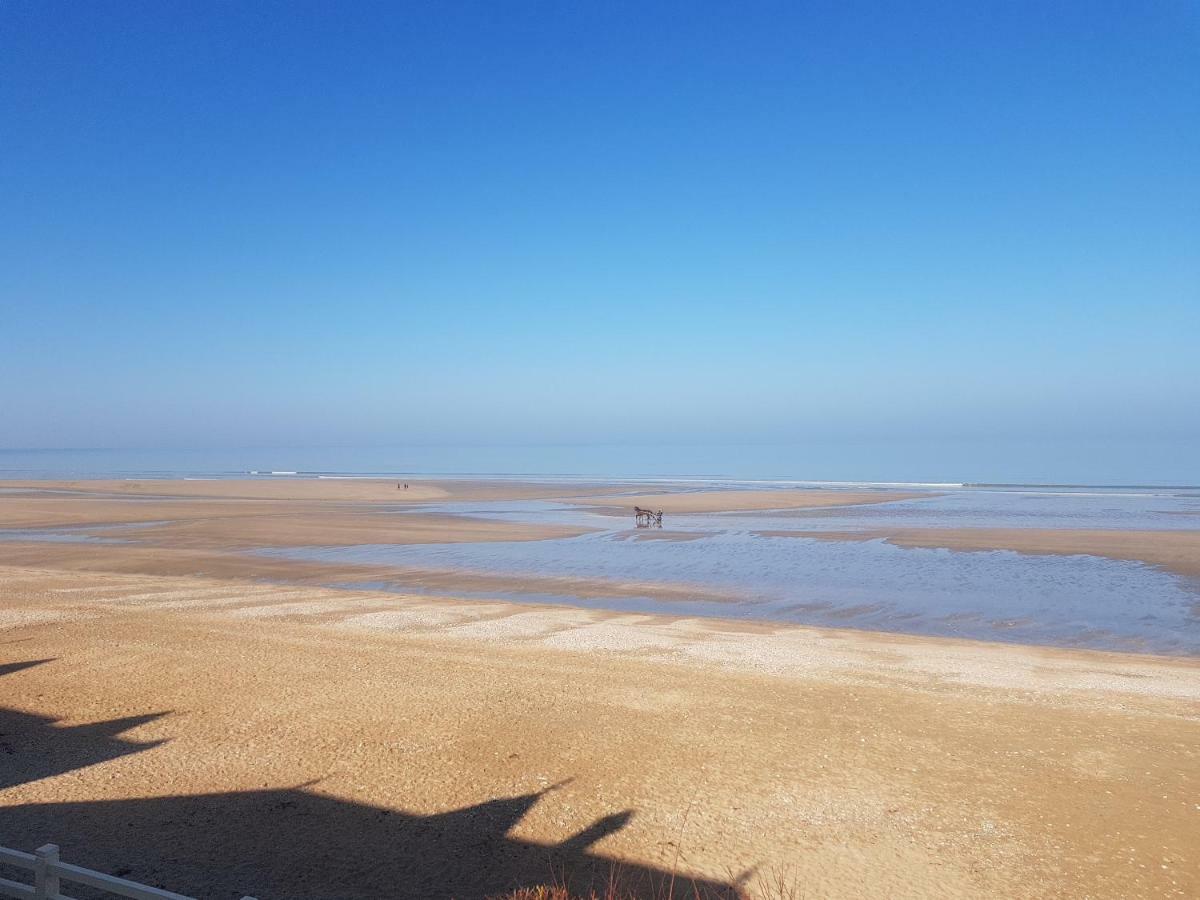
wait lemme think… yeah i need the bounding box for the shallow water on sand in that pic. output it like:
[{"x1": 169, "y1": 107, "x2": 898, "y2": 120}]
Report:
[{"x1": 263, "y1": 488, "x2": 1200, "y2": 655}]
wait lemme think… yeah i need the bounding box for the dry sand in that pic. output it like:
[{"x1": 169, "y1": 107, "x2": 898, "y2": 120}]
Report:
[{"x1": 0, "y1": 567, "x2": 1198, "y2": 899}]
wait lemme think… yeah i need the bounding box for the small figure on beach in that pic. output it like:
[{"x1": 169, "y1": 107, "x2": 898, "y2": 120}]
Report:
[{"x1": 634, "y1": 506, "x2": 663, "y2": 529}]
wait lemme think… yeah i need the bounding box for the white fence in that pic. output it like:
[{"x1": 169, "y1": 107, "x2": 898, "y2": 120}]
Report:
[{"x1": 0, "y1": 844, "x2": 256, "y2": 900}]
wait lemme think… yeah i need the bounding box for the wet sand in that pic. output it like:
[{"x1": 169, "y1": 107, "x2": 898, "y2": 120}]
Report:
[
  {"x1": 3, "y1": 478, "x2": 1197, "y2": 617},
  {"x1": 0, "y1": 480, "x2": 740, "y2": 605},
  {"x1": 762, "y1": 528, "x2": 1200, "y2": 580},
  {"x1": 0, "y1": 479, "x2": 933, "y2": 558},
  {"x1": 572, "y1": 489, "x2": 934, "y2": 515},
  {"x1": 0, "y1": 566, "x2": 1197, "y2": 899},
  {"x1": 0, "y1": 479, "x2": 605, "y2": 547},
  {"x1": 0, "y1": 478, "x2": 629, "y2": 503},
  {"x1": 0, "y1": 540, "x2": 739, "y2": 606}
]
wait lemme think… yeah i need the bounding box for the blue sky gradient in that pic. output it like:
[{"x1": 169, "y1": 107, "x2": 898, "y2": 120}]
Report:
[{"x1": 2, "y1": 2, "x2": 1197, "y2": 470}]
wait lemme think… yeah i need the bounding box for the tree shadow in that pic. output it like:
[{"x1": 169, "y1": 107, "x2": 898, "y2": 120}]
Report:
[
  {"x1": 0, "y1": 659, "x2": 742, "y2": 899},
  {"x1": 2, "y1": 783, "x2": 740, "y2": 899},
  {"x1": 0, "y1": 659, "x2": 168, "y2": 790}
]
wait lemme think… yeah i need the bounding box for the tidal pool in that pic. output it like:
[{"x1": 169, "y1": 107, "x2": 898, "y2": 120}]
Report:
[{"x1": 262, "y1": 486, "x2": 1200, "y2": 655}]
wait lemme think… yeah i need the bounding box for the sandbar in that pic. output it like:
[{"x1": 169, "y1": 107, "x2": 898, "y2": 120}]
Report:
[
  {"x1": 762, "y1": 527, "x2": 1200, "y2": 580},
  {"x1": 572, "y1": 489, "x2": 933, "y2": 515}
]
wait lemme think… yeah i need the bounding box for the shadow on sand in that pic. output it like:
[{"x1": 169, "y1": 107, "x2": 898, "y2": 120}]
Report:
[
  {"x1": 0, "y1": 659, "x2": 742, "y2": 899},
  {"x1": 0, "y1": 659, "x2": 167, "y2": 791}
]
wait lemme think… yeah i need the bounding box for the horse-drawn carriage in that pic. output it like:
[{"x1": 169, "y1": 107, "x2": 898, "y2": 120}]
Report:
[{"x1": 634, "y1": 506, "x2": 663, "y2": 528}]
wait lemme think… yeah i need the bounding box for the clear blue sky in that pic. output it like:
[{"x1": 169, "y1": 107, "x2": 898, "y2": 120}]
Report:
[{"x1": 2, "y1": 1, "x2": 1197, "y2": 458}]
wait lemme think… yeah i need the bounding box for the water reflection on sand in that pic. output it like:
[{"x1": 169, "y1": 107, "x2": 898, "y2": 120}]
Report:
[{"x1": 263, "y1": 487, "x2": 1200, "y2": 655}]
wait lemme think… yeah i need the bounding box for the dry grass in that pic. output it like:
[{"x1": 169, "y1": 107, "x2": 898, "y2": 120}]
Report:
[
  {"x1": 494, "y1": 888, "x2": 731, "y2": 900},
  {"x1": 493, "y1": 865, "x2": 803, "y2": 900}
]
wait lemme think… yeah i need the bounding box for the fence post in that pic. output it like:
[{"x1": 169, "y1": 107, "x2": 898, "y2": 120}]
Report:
[{"x1": 33, "y1": 844, "x2": 59, "y2": 900}]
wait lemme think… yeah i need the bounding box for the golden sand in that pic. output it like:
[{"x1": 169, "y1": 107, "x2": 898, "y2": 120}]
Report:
[{"x1": 0, "y1": 567, "x2": 1197, "y2": 899}]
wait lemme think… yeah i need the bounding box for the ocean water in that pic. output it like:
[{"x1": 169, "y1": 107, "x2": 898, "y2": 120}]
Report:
[
  {"x1": 261, "y1": 488, "x2": 1200, "y2": 655},
  {"x1": 1, "y1": 440, "x2": 1197, "y2": 485}
]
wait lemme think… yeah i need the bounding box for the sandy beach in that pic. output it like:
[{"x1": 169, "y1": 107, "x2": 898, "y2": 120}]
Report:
[
  {"x1": 793, "y1": 527, "x2": 1200, "y2": 580},
  {"x1": 1, "y1": 480, "x2": 1198, "y2": 899}
]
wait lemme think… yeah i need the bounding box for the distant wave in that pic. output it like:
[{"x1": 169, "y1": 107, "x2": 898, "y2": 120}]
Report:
[
  {"x1": 748, "y1": 479, "x2": 964, "y2": 489},
  {"x1": 965, "y1": 482, "x2": 1200, "y2": 490}
]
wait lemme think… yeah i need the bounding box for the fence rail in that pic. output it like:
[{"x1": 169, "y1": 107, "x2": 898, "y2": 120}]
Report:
[{"x1": 0, "y1": 844, "x2": 256, "y2": 900}]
